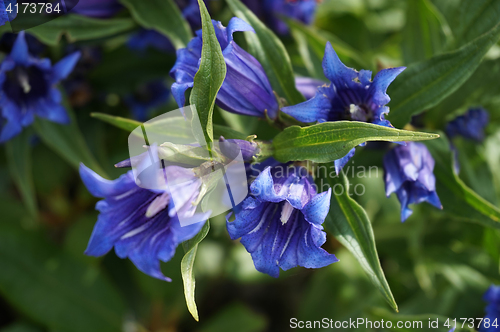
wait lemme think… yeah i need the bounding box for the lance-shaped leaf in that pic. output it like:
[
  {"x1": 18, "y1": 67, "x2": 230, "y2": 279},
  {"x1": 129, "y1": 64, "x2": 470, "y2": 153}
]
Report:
[
  {"x1": 225, "y1": 0, "x2": 305, "y2": 105},
  {"x1": 424, "y1": 135, "x2": 500, "y2": 229},
  {"x1": 387, "y1": 21, "x2": 500, "y2": 128},
  {"x1": 401, "y1": 0, "x2": 450, "y2": 64},
  {"x1": 318, "y1": 171, "x2": 398, "y2": 311},
  {"x1": 189, "y1": 0, "x2": 226, "y2": 145},
  {"x1": 447, "y1": 0, "x2": 500, "y2": 48},
  {"x1": 272, "y1": 121, "x2": 439, "y2": 163},
  {"x1": 181, "y1": 221, "x2": 210, "y2": 321},
  {"x1": 27, "y1": 15, "x2": 135, "y2": 46},
  {"x1": 119, "y1": 0, "x2": 192, "y2": 49}
]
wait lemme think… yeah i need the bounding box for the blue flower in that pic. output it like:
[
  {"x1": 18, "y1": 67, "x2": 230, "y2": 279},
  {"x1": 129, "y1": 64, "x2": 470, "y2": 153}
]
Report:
[
  {"x1": 0, "y1": 0, "x2": 17, "y2": 26},
  {"x1": 0, "y1": 31, "x2": 80, "y2": 143},
  {"x1": 170, "y1": 17, "x2": 279, "y2": 119},
  {"x1": 243, "y1": 0, "x2": 317, "y2": 35},
  {"x1": 80, "y1": 164, "x2": 207, "y2": 281},
  {"x1": 446, "y1": 107, "x2": 489, "y2": 142},
  {"x1": 383, "y1": 142, "x2": 442, "y2": 222},
  {"x1": 71, "y1": 0, "x2": 122, "y2": 18},
  {"x1": 227, "y1": 163, "x2": 338, "y2": 277},
  {"x1": 480, "y1": 285, "x2": 500, "y2": 332},
  {"x1": 127, "y1": 29, "x2": 175, "y2": 54},
  {"x1": 124, "y1": 80, "x2": 171, "y2": 121},
  {"x1": 282, "y1": 42, "x2": 405, "y2": 172}
]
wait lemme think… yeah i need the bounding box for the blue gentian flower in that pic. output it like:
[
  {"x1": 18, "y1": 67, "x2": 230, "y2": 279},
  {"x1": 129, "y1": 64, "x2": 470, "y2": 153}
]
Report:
[
  {"x1": 124, "y1": 80, "x2": 171, "y2": 121},
  {"x1": 170, "y1": 17, "x2": 279, "y2": 119},
  {"x1": 383, "y1": 142, "x2": 442, "y2": 222},
  {"x1": 282, "y1": 42, "x2": 405, "y2": 172},
  {"x1": 243, "y1": 0, "x2": 317, "y2": 35},
  {"x1": 227, "y1": 163, "x2": 338, "y2": 277},
  {"x1": 71, "y1": 0, "x2": 122, "y2": 18},
  {"x1": 0, "y1": 0, "x2": 17, "y2": 26},
  {"x1": 295, "y1": 76, "x2": 326, "y2": 100},
  {"x1": 80, "y1": 164, "x2": 207, "y2": 281},
  {"x1": 446, "y1": 108, "x2": 489, "y2": 142},
  {"x1": 480, "y1": 285, "x2": 500, "y2": 332},
  {"x1": 0, "y1": 31, "x2": 80, "y2": 143},
  {"x1": 127, "y1": 29, "x2": 175, "y2": 54}
]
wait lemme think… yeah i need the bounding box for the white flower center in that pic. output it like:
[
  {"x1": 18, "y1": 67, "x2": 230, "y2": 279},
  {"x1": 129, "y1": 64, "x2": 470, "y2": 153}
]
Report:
[{"x1": 280, "y1": 201, "x2": 294, "y2": 225}]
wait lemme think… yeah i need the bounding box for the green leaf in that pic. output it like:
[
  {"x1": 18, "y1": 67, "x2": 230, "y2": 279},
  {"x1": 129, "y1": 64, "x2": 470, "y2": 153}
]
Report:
[
  {"x1": 189, "y1": 0, "x2": 227, "y2": 145},
  {"x1": 5, "y1": 130, "x2": 37, "y2": 226},
  {"x1": 318, "y1": 171, "x2": 398, "y2": 311},
  {"x1": 90, "y1": 112, "x2": 247, "y2": 141},
  {"x1": 272, "y1": 121, "x2": 439, "y2": 163},
  {"x1": 454, "y1": 139, "x2": 498, "y2": 205},
  {"x1": 34, "y1": 108, "x2": 107, "y2": 178},
  {"x1": 90, "y1": 112, "x2": 141, "y2": 132},
  {"x1": 26, "y1": 15, "x2": 135, "y2": 46},
  {"x1": 284, "y1": 17, "x2": 369, "y2": 77},
  {"x1": 387, "y1": 21, "x2": 500, "y2": 128},
  {"x1": 448, "y1": 0, "x2": 500, "y2": 48},
  {"x1": 225, "y1": 0, "x2": 305, "y2": 105},
  {"x1": 181, "y1": 221, "x2": 210, "y2": 321},
  {"x1": 119, "y1": 0, "x2": 192, "y2": 49},
  {"x1": 401, "y1": 0, "x2": 450, "y2": 64},
  {"x1": 0, "y1": 222, "x2": 125, "y2": 332},
  {"x1": 424, "y1": 134, "x2": 500, "y2": 229},
  {"x1": 425, "y1": 58, "x2": 500, "y2": 126}
]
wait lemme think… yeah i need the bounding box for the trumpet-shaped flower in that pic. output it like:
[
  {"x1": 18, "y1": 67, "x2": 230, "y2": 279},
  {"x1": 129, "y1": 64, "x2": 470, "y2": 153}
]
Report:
[
  {"x1": 227, "y1": 164, "x2": 338, "y2": 277},
  {"x1": 170, "y1": 17, "x2": 279, "y2": 119},
  {"x1": 80, "y1": 164, "x2": 206, "y2": 281},
  {"x1": 282, "y1": 42, "x2": 405, "y2": 172},
  {"x1": 383, "y1": 142, "x2": 442, "y2": 222},
  {"x1": 0, "y1": 31, "x2": 80, "y2": 142}
]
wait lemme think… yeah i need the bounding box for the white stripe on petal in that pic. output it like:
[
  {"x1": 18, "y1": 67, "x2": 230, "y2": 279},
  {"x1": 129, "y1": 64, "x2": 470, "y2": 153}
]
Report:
[{"x1": 145, "y1": 192, "x2": 170, "y2": 218}]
